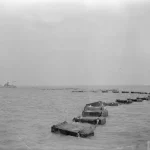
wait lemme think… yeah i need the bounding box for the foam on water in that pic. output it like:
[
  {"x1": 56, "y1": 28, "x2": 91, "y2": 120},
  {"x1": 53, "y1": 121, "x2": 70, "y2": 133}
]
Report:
[{"x1": 0, "y1": 86, "x2": 150, "y2": 150}]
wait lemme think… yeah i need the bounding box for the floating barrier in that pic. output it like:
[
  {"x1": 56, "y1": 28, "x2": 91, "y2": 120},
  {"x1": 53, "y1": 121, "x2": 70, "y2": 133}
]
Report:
[
  {"x1": 116, "y1": 99, "x2": 132, "y2": 104},
  {"x1": 85, "y1": 101, "x2": 103, "y2": 107},
  {"x1": 130, "y1": 91, "x2": 148, "y2": 94},
  {"x1": 83, "y1": 101, "x2": 108, "y2": 117},
  {"x1": 82, "y1": 109, "x2": 108, "y2": 117},
  {"x1": 101, "y1": 90, "x2": 109, "y2": 93},
  {"x1": 52, "y1": 89, "x2": 150, "y2": 139},
  {"x1": 140, "y1": 97, "x2": 148, "y2": 100},
  {"x1": 103, "y1": 102, "x2": 119, "y2": 106},
  {"x1": 121, "y1": 91, "x2": 129, "y2": 93},
  {"x1": 72, "y1": 90, "x2": 86, "y2": 93},
  {"x1": 143, "y1": 92, "x2": 148, "y2": 94},
  {"x1": 131, "y1": 91, "x2": 136, "y2": 94},
  {"x1": 73, "y1": 116, "x2": 106, "y2": 125},
  {"x1": 82, "y1": 101, "x2": 108, "y2": 117},
  {"x1": 82, "y1": 110, "x2": 102, "y2": 117},
  {"x1": 111, "y1": 89, "x2": 119, "y2": 93},
  {"x1": 90, "y1": 90, "x2": 99, "y2": 93},
  {"x1": 138, "y1": 97, "x2": 150, "y2": 101},
  {"x1": 84, "y1": 105, "x2": 103, "y2": 111},
  {"x1": 128, "y1": 98, "x2": 143, "y2": 102},
  {"x1": 51, "y1": 121, "x2": 95, "y2": 138},
  {"x1": 112, "y1": 91, "x2": 119, "y2": 93}
]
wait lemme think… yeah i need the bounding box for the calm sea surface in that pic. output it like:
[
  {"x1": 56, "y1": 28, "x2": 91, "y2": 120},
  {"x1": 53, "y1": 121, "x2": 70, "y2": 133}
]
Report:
[{"x1": 0, "y1": 86, "x2": 150, "y2": 150}]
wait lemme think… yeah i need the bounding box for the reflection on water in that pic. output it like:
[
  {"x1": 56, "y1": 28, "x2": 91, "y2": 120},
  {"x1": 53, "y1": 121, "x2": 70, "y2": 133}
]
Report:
[{"x1": 0, "y1": 86, "x2": 150, "y2": 150}]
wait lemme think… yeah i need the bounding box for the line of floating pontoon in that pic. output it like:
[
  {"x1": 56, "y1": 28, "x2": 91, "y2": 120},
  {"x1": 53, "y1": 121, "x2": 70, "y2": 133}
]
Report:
[{"x1": 51, "y1": 90, "x2": 150, "y2": 138}]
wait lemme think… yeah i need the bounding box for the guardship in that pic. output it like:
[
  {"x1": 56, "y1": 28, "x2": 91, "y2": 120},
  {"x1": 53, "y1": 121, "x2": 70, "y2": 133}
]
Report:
[{"x1": 3, "y1": 82, "x2": 17, "y2": 88}]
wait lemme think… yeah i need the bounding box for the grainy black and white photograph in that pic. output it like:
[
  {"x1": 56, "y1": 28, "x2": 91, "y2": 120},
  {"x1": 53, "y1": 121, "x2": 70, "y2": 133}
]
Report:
[{"x1": 0, "y1": 0, "x2": 150, "y2": 150}]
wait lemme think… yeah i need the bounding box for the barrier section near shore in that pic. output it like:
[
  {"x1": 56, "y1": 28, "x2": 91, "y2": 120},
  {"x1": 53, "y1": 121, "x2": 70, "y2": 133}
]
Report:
[{"x1": 52, "y1": 89, "x2": 150, "y2": 139}]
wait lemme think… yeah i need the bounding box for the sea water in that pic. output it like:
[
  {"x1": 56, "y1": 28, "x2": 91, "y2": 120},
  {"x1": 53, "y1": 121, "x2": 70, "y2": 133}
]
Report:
[{"x1": 0, "y1": 86, "x2": 150, "y2": 150}]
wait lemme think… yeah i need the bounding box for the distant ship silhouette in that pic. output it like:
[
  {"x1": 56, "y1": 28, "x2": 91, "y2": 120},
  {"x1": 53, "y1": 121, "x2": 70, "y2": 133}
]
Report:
[{"x1": 3, "y1": 82, "x2": 17, "y2": 88}]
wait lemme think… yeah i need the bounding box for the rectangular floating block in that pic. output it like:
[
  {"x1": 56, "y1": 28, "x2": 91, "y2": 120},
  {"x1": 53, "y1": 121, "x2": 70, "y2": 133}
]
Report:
[
  {"x1": 128, "y1": 98, "x2": 143, "y2": 102},
  {"x1": 101, "y1": 90, "x2": 109, "y2": 93},
  {"x1": 51, "y1": 121, "x2": 95, "y2": 138},
  {"x1": 84, "y1": 105, "x2": 103, "y2": 111},
  {"x1": 82, "y1": 107, "x2": 108, "y2": 117},
  {"x1": 84, "y1": 101, "x2": 104, "y2": 112},
  {"x1": 72, "y1": 90, "x2": 86, "y2": 92},
  {"x1": 116, "y1": 99, "x2": 132, "y2": 104},
  {"x1": 83, "y1": 103, "x2": 108, "y2": 117},
  {"x1": 112, "y1": 91, "x2": 119, "y2": 93},
  {"x1": 82, "y1": 110, "x2": 102, "y2": 117},
  {"x1": 121, "y1": 91, "x2": 130, "y2": 93},
  {"x1": 103, "y1": 102, "x2": 118, "y2": 106},
  {"x1": 131, "y1": 91, "x2": 148, "y2": 94},
  {"x1": 85, "y1": 101, "x2": 103, "y2": 107},
  {"x1": 73, "y1": 116, "x2": 106, "y2": 125},
  {"x1": 139, "y1": 97, "x2": 150, "y2": 100}
]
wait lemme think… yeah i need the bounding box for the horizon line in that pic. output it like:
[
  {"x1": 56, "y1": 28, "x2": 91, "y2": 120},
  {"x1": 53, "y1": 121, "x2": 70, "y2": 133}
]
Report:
[{"x1": 13, "y1": 84, "x2": 150, "y2": 87}]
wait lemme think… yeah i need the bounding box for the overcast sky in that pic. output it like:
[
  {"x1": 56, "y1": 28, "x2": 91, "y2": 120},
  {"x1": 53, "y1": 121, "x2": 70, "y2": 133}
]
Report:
[{"x1": 0, "y1": 0, "x2": 150, "y2": 86}]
